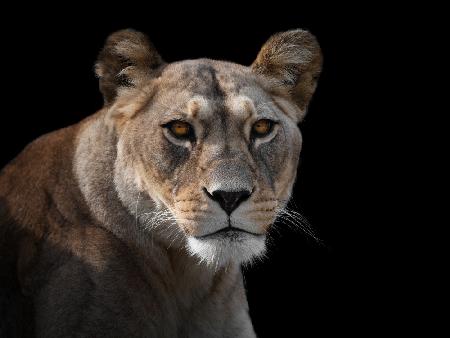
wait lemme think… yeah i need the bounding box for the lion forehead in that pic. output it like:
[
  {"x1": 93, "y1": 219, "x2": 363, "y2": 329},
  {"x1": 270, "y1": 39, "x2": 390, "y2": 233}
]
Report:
[
  {"x1": 149, "y1": 60, "x2": 276, "y2": 125},
  {"x1": 156, "y1": 59, "x2": 261, "y2": 99}
]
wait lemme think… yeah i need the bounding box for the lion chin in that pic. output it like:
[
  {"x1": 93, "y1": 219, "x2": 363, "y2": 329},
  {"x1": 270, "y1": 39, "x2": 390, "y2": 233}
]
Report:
[{"x1": 187, "y1": 230, "x2": 266, "y2": 267}]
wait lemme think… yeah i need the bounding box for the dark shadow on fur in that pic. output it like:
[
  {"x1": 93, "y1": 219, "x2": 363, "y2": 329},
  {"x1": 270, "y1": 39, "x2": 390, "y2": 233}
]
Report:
[{"x1": 0, "y1": 197, "x2": 34, "y2": 337}]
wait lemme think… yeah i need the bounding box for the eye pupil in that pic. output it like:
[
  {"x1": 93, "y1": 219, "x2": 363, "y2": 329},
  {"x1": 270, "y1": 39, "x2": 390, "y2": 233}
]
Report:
[
  {"x1": 252, "y1": 119, "x2": 273, "y2": 137},
  {"x1": 172, "y1": 123, "x2": 188, "y2": 135},
  {"x1": 165, "y1": 121, "x2": 193, "y2": 139}
]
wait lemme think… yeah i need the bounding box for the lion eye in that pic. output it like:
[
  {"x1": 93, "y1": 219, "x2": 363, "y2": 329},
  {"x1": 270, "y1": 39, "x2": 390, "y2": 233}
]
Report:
[
  {"x1": 165, "y1": 121, "x2": 194, "y2": 140},
  {"x1": 252, "y1": 119, "x2": 274, "y2": 138}
]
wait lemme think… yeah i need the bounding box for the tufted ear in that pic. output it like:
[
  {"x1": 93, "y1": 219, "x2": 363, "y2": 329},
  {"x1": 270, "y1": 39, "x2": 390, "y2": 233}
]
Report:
[
  {"x1": 95, "y1": 29, "x2": 164, "y2": 105},
  {"x1": 251, "y1": 29, "x2": 323, "y2": 122}
]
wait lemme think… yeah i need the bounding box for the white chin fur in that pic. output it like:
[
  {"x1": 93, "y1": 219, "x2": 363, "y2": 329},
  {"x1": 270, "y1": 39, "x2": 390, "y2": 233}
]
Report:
[{"x1": 187, "y1": 233, "x2": 266, "y2": 268}]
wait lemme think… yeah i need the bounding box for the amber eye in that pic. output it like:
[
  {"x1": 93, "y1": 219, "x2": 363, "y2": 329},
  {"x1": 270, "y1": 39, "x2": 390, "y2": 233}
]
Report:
[
  {"x1": 164, "y1": 120, "x2": 194, "y2": 140},
  {"x1": 252, "y1": 119, "x2": 274, "y2": 138}
]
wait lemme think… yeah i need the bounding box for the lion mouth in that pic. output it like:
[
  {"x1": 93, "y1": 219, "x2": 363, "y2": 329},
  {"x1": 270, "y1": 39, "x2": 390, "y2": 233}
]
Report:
[{"x1": 195, "y1": 226, "x2": 263, "y2": 239}]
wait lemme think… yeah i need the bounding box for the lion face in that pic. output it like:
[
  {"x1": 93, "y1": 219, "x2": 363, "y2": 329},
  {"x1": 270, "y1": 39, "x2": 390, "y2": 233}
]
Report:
[{"x1": 96, "y1": 30, "x2": 322, "y2": 266}]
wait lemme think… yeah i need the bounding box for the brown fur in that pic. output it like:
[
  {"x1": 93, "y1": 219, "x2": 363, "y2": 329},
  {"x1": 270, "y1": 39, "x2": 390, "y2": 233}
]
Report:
[{"x1": 0, "y1": 29, "x2": 321, "y2": 337}]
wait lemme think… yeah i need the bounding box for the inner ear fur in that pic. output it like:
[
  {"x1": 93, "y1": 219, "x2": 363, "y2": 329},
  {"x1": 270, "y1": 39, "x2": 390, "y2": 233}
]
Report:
[
  {"x1": 95, "y1": 29, "x2": 164, "y2": 105},
  {"x1": 251, "y1": 29, "x2": 323, "y2": 121}
]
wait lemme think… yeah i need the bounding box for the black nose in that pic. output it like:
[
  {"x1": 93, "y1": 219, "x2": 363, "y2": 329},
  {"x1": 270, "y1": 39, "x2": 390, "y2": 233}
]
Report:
[{"x1": 205, "y1": 189, "x2": 252, "y2": 215}]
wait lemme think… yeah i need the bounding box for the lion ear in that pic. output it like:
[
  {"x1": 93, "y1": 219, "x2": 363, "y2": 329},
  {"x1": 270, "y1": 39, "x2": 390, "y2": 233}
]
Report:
[
  {"x1": 251, "y1": 29, "x2": 323, "y2": 122},
  {"x1": 95, "y1": 29, "x2": 164, "y2": 105}
]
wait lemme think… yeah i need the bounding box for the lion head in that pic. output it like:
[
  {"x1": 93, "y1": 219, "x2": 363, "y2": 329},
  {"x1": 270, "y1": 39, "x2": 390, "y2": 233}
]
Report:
[{"x1": 94, "y1": 29, "x2": 322, "y2": 267}]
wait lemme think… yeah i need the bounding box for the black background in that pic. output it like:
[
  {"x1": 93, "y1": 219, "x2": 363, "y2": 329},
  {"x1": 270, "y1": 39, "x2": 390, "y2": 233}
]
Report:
[{"x1": 0, "y1": 5, "x2": 399, "y2": 337}]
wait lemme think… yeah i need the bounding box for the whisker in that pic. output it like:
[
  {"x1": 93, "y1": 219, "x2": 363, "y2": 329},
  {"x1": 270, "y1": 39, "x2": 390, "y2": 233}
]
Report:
[{"x1": 274, "y1": 206, "x2": 323, "y2": 245}]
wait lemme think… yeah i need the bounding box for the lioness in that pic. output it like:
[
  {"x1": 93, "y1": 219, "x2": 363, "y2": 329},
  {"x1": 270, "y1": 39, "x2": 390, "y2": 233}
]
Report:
[{"x1": 0, "y1": 29, "x2": 322, "y2": 337}]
